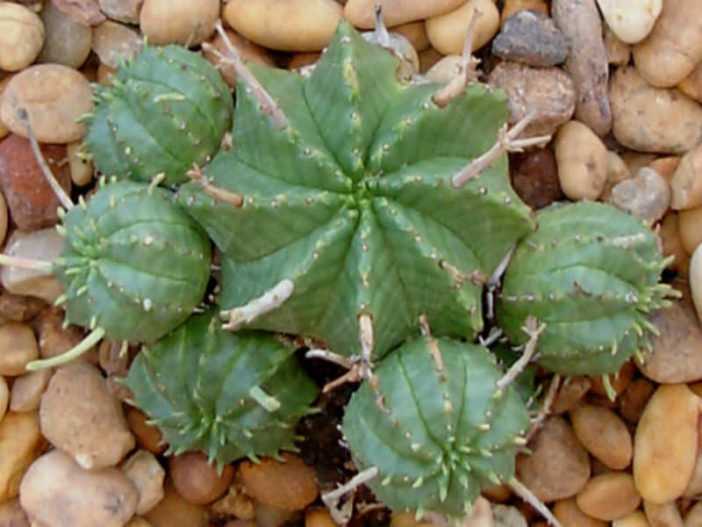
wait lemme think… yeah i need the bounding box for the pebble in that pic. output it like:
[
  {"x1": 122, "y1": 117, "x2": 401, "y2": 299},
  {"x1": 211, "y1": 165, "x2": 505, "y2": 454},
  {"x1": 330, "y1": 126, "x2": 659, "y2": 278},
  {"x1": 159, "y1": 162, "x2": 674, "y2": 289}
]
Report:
[
  {"x1": 554, "y1": 120, "x2": 608, "y2": 200},
  {"x1": 553, "y1": 498, "x2": 607, "y2": 527},
  {"x1": 418, "y1": 47, "x2": 443, "y2": 73},
  {"x1": 515, "y1": 416, "x2": 591, "y2": 502},
  {"x1": 487, "y1": 62, "x2": 576, "y2": 138},
  {"x1": 40, "y1": 363, "x2": 135, "y2": 470},
  {"x1": 38, "y1": 1, "x2": 92, "y2": 68},
  {"x1": 170, "y1": 452, "x2": 233, "y2": 505},
  {"x1": 613, "y1": 511, "x2": 651, "y2": 527},
  {"x1": 590, "y1": 360, "x2": 636, "y2": 399},
  {"x1": 240, "y1": 453, "x2": 319, "y2": 511},
  {"x1": 643, "y1": 500, "x2": 684, "y2": 527},
  {"x1": 690, "y1": 246, "x2": 702, "y2": 323},
  {"x1": 633, "y1": 0, "x2": 702, "y2": 88},
  {"x1": 255, "y1": 503, "x2": 299, "y2": 527},
  {"x1": 679, "y1": 207, "x2": 702, "y2": 254},
  {"x1": 0, "y1": 375, "x2": 6, "y2": 423},
  {"x1": 144, "y1": 479, "x2": 209, "y2": 527},
  {"x1": 99, "y1": 0, "x2": 142, "y2": 24},
  {"x1": 224, "y1": 0, "x2": 342, "y2": 52},
  {"x1": 633, "y1": 384, "x2": 699, "y2": 502},
  {"x1": 659, "y1": 213, "x2": 688, "y2": 273},
  {"x1": 344, "y1": 0, "x2": 464, "y2": 29},
  {"x1": 684, "y1": 448, "x2": 702, "y2": 497},
  {"x1": 211, "y1": 480, "x2": 255, "y2": 520},
  {"x1": 610, "y1": 67, "x2": 702, "y2": 154},
  {"x1": 203, "y1": 28, "x2": 274, "y2": 89},
  {"x1": 679, "y1": 62, "x2": 702, "y2": 104},
  {"x1": 0, "y1": 292, "x2": 45, "y2": 323},
  {"x1": 92, "y1": 20, "x2": 143, "y2": 69},
  {"x1": 126, "y1": 406, "x2": 166, "y2": 455},
  {"x1": 501, "y1": 0, "x2": 549, "y2": 25},
  {"x1": 0, "y1": 228, "x2": 64, "y2": 304},
  {"x1": 685, "y1": 502, "x2": 702, "y2": 527},
  {"x1": 66, "y1": 141, "x2": 93, "y2": 186},
  {"x1": 492, "y1": 10, "x2": 567, "y2": 67},
  {"x1": 0, "y1": 76, "x2": 11, "y2": 141},
  {"x1": 671, "y1": 143, "x2": 702, "y2": 210},
  {"x1": 552, "y1": 376, "x2": 592, "y2": 414},
  {"x1": 139, "y1": 0, "x2": 218, "y2": 46},
  {"x1": 610, "y1": 167, "x2": 671, "y2": 224},
  {"x1": 640, "y1": 292, "x2": 702, "y2": 383},
  {"x1": 596, "y1": 0, "x2": 662, "y2": 44},
  {"x1": 0, "y1": 64, "x2": 93, "y2": 144},
  {"x1": 425, "y1": 0, "x2": 500, "y2": 55},
  {"x1": 604, "y1": 27, "x2": 631, "y2": 66},
  {"x1": 576, "y1": 472, "x2": 642, "y2": 521},
  {"x1": 305, "y1": 508, "x2": 337, "y2": 527},
  {"x1": 9, "y1": 368, "x2": 51, "y2": 413},
  {"x1": 51, "y1": 0, "x2": 105, "y2": 25},
  {"x1": 618, "y1": 378, "x2": 656, "y2": 425},
  {"x1": 126, "y1": 519, "x2": 153, "y2": 527},
  {"x1": 122, "y1": 450, "x2": 166, "y2": 515},
  {"x1": 650, "y1": 156, "x2": 681, "y2": 182},
  {"x1": 552, "y1": 0, "x2": 612, "y2": 136},
  {"x1": 0, "y1": 322, "x2": 38, "y2": 377},
  {"x1": 0, "y1": 498, "x2": 29, "y2": 527},
  {"x1": 0, "y1": 134, "x2": 71, "y2": 230},
  {"x1": 391, "y1": 511, "x2": 436, "y2": 527},
  {"x1": 19, "y1": 449, "x2": 137, "y2": 527},
  {"x1": 392, "y1": 21, "x2": 429, "y2": 52},
  {"x1": 0, "y1": 2, "x2": 45, "y2": 71},
  {"x1": 0, "y1": 411, "x2": 44, "y2": 501},
  {"x1": 508, "y1": 148, "x2": 562, "y2": 209},
  {"x1": 570, "y1": 403, "x2": 632, "y2": 470},
  {"x1": 36, "y1": 310, "x2": 91, "y2": 367},
  {"x1": 493, "y1": 505, "x2": 527, "y2": 527},
  {"x1": 602, "y1": 151, "x2": 633, "y2": 202}
]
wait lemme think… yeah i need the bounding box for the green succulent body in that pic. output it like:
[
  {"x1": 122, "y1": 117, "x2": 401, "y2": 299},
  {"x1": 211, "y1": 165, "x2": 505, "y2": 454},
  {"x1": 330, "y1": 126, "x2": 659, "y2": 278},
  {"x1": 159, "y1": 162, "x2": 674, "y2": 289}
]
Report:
[
  {"x1": 496, "y1": 201, "x2": 673, "y2": 375},
  {"x1": 54, "y1": 180, "x2": 212, "y2": 343},
  {"x1": 343, "y1": 336, "x2": 529, "y2": 516},
  {"x1": 84, "y1": 45, "x2": 233, "y2": 186},
  {"x1": 125, "y1": 309, "x2": 318, "y2": 464},
  {"x1": 179, "y1": 22, "x2": 533, "y2": 359}
]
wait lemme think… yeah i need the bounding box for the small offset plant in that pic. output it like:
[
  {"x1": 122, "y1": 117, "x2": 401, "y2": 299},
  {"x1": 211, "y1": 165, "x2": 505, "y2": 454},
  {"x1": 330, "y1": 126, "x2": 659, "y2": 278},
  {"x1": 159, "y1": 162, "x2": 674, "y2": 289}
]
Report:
[{"x1": 0, "y1": 15, "x2": 677, "y2": 526}]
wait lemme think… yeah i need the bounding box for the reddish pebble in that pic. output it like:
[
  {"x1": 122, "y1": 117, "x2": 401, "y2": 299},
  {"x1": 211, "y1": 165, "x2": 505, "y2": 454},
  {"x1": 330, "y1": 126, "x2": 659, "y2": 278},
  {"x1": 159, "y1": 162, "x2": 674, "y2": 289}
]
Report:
[{"x1": 170, "y1": 452, "x2": 234, "y2": 505}]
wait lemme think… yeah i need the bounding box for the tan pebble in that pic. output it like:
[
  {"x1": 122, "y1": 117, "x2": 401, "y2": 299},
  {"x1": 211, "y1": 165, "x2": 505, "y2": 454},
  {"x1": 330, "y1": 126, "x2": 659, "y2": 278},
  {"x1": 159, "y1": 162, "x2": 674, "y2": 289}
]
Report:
[
  {"x1": 37, "y1": 308, "x2": 92, "y2": 363},
  {"x1": 224, "y1": 0, "x2": 342, "y2": 52},
  {"x1": 590, "y1": 359, "x2": 636, "y2": 399},
  {"x1": 679, "y1": 62, "x2": 702, "y2": 104},
  {"x1": 596, "y1": 0, "x2": 662, "y2": 44},
  {"x1": 0, "y1": 411, "x2": 44, "y2": 501},
  {"x1": 0, "y1": 375, "x2": 7, "y2": 423},
  {"x1": 0, "y1": 498, "x2": 29, "y2": 526},
  {"x1": 690, "y1": 245, "x2": 702, "y2": 323},
  {"x1": 0, "y1": 64, "x2": 93, "y2": 144},
  {"x1": 122, "y1": 450, "x2": 166, "y2": 515},
  {"x1": 126, "y1": 518, "x2": 153, "y2": 527},
  {"x1": 570, "y1": 404, "x2": 632, "y2": 470},
  {"x1": 684, "y1": 501, "x2": 702, "y2": 527},
  {"x1": 240, "y1": 453, "x2": 318, "y2": 511},
  {"x1": 19, "y1": 449, "x2": 137, "y2": 527},
  {"x1": 0, "y1": 189, "x2": 8, "y2": 247},
  {"x1": 211, "y1": 480, "x2": 255, "y2": 520},
  {"x1": 604, "y1": 27, "x2": 632, "y2": 66},
  {"x1": 51, "y1": 0, "x2": 104, "y2": 25},
  {"x1": 610, "y1": 67, "x2": 702, "y2": 154},
  {"x1": 482, "y1": 483, "x2": 512, "y2": 503},
  {"x1": 255, "y1": 502, "x2": 299, "y2": 527},
  {"x1": 553, "y1": 498, "x2": 607, "y2": 527},
  {"x1": 464, "y1": 496, "x2": 493, "y2": 527},
  {"x1": 622, "y1": 152, "x2": 658, "y2": 176},
  {"x1": 9, "y1": 368, "x2": 51, "y2": 413},
  {"x1": 66, "y1": 141, "x2": 94, "y2": 187},
  {"x1": 0, "y1": 229, "x2": 64, "y2": 304},
  {"x1": 305, "y1": 508, "x2": 337, "y2": 527},
  {"x1": 40, "y1": 363, "x2": 135, "y2": 470},
  {"x1": 38, "y1": 1, "x2": 93, "y2": 68},
  {"x1": 492, "y1": 504, "x2": 527, "y2": 527},
  {"x1": 643, "y1": 500, "x2": 684, "y2": 527},
  {"x1": 554, "y1": 120, "x2": 608, "y2": 200},
  {"x1": 97, "y1": 62, "x2": 116, "y2": 85},
  {"x1": 610, "y1": 166, "x2": 670, "y2": 224},
  {"x1": 649, "y1": 157, "x2": 680, "y2": 182},
  {"x1": 0, "y1": 76, "x2": 12, "y2": 141},
  {"x1": 683, "y1": 448, "x2": 702, "y2": 498},
  {"x1": 126, "y1": 406, "x2": 166, "y2": 455},
  {"x1": 418, "y1": 47, "x2": 444, "y2": 73},
  {"x1": 600, "y1": 151, "x2": 632, "y2": 202},
  {"x1": 0, "y1": 292, "x2": 44, "y2": 323},
  {"x1": 345, "y1": 0, "x2": 465, "y2": 29},
  {"x1": 426, "y1": 0, "x2": 500, "y2": 55},
  {"x1": 679, "y1": 207, "x2": 702, "y2": 254},
  {"x1": 98, "y1": 0, "x2": 142, "y2": 24},
  {"x1": 144, "y1": 479, "x2": 208, "y2": 527},
  {"x1": 614, "y1": 511, "x2": 651, "y2": 527},
  {"x1": 391, "y1": 511, "x2": 436, "y2": 527},
  {"x1": 140, "y1": 0, "x2": 218, "y2": 46},
  {"x1": 392, "y1": 21, "x2": 429, "y2": 52},
  {"x1": 0, "y1": 2, "x2": 44, "y2": 71},
  {"x1": 576, "y1": 472, "x2": 642, "y2": 521},
  {"x1": 671, "y1": 144, "x2": 702, "y2": 210},
  {"x1": 552, "y1": 376, "x2": 591, "y2": 414},
  {"x1": 170, "y1": 451, "x2": 233, "y2": 505},
  {"x1": 0, "y1": 322, "x2": 38, "y2": 377},
  {"x1": 287, "y1": 53, "x2": 320, "y2": 73},
  {"x1": 516, "y1": 416, "x2": 591, "y2": 502},
  {"x1": 501, "y1": 0, "x2": 549, "y2": 26},
  {"x1": 633, "y1": 0, "x2": 702, "y2": 88},
  {"x1": 618, "y1": 378, "x2": 656, "y2": 425},
  {"x1": 98, "y1": 339, "x2": 130, "y2": 376},
  {"x1": 633, "y1": 384, "x2": 699, "y2": 503},
  {"x1": 92, "y1": 20, "x2": 142, "y2": 68},
  {"x1": 203, "y1": 28, "x2": 274, "y2": 88},
  {"x1": 425, "y1": 54, "x2": 462, "y2": 84}
]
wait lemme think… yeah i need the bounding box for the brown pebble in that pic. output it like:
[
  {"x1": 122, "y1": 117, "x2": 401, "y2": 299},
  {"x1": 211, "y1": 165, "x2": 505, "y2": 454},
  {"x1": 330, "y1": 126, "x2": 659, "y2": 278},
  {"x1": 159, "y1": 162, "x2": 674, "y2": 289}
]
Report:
[
  {"x1": 305, "y1": 508, "x2": 337, "y2": 527},
  {"x1": 125, "y1": 406, "x2": 166, "y2": 455},
  {"x1": 570, "y1": 403, "x2": 632, "y2": 470},
  {"x1": 9, "y1": 368, "x2": 52, "y2": 413},
  {"x1": 0, "y1": 292, "x2": 45, "y2": 323},
  {"x1": 552, "y1": 376, "x2": 592, "y2": 414},
  {"x1": 0, "y1": 322, "x2": 38, "y2": 377},
  {"x1": 37, "y1": 308, "x2": 91, "y2": 363},
  {"x1": 501, "y1": 0, "x2": 549, "y2": 25},
  {"x1": 618, "y1": 378, "x2": 656, "y2": 425},
  {"x1": 52, "y1": 0, "x2": 105, "y2": 25},
  {"x1": 170, "y1": 452, "x2": 234, "y2": 505},
  {"x1": 211, "y1": 479, "x2": 255, "y2": 520},
  {"x1": 659, "y1": 213, "x2": 688, "y2": 274},
  {"x1": 590, "y1": 360, "x2": 636, "y2": 399},
  {"x1": 644, "y1": 500, "x2": 684, "y2": 527},
  {"x1": 240, "y1": 453, "x2": 319, "y2": 511},
  {"x1": 144, "y1": 479, "x2": 208, "y2": 527},
  {"x1": 685, "y1": 501, "x2": 702, "y2": 527},
  {"x1": 492, "y1": 10, "x2": 567, "y2": 67},
  {"x1": 576, "y1": 472, "x2": 642, "y2": 521},
  {"x1": 509, "y1": 148, "x2": 562, "y2": 209},
  {"x1": 553, "y1": 498, "x2": 607, "y2": 527}
]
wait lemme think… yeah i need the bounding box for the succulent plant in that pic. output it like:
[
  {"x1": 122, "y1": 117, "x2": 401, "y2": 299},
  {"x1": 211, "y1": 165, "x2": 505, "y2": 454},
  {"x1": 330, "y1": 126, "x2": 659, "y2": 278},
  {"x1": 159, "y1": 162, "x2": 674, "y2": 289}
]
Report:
[
  {"x1": 496, "y1": 201, "x2": 676, "y2": 375},
  {"x1": 83, "y1": 45, "x2": 233, "y2": 186},
  {"x1": 341, "y1": 334, "x2": 529, "y2": 517},
  {"x1": 178, "y1": 21, "x2": 534, "y2": 360},
  {"x1": 125, "y1": 308, "x2": 318, "y2": 464}
]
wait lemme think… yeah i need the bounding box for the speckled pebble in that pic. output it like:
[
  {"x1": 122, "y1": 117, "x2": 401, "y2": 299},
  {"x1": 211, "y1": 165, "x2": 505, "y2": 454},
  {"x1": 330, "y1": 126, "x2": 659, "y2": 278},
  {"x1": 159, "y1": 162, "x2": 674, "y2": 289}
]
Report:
[{"x1": 492, "y1": 10, "x2": 567, "y2": 66}]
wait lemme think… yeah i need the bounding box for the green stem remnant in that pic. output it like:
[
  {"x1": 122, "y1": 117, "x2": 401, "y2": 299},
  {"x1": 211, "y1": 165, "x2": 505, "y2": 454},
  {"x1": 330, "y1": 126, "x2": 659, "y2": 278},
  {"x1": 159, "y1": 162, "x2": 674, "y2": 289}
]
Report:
[
  {"x1": 26, "y1": 327, "x2": 106, "y2": 371},
  {"x1": 0, "y1": 253, "x2": 53, "y2": 273}
]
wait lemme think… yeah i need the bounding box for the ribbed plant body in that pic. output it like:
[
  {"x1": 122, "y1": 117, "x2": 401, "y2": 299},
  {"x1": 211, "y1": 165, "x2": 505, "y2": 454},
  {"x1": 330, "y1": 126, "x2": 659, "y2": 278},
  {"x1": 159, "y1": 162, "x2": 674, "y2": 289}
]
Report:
[
  {"x1": 496, "y1": 201, "x2": 674, "y2": 375},
  {"x1": 53, "y1": 180, "x2": 212, "y2": 343},
  {"x1": 178, "y1": 21, "x2": 534, "y2": 359},
  {"x1": 125, "y1": 309, "x2": 318, "y2": 465},
  {"x1": 342, "y1": 336, "x2": 529, "y2": 516},
  {"x1": 84, "y1": 45, "x2": 233, "y2": 186}
]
